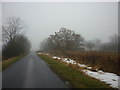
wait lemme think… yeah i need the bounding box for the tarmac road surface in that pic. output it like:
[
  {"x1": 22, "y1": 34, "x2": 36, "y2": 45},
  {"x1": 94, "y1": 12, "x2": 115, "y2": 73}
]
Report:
[{"x1": 2, "y1": 52, "x2": 68, "y2": 88}]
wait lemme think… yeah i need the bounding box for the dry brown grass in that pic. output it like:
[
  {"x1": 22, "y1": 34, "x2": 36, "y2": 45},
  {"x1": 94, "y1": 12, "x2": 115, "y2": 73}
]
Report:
[
  {"x1": 38, "y1": 53, "x2": 112, "y2": 88},
  {"x1": 50, "y1": 51, "x2": 119, "y2": 75}
]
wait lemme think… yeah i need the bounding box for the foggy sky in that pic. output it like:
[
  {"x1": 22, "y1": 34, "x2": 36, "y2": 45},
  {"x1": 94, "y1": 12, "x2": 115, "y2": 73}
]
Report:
[
  {"x1": 2, "y1": 2, "x2": 118, "y2": 50},
  {"x1": 0, "y1": 2, "x2": 2, "y2": 51}
]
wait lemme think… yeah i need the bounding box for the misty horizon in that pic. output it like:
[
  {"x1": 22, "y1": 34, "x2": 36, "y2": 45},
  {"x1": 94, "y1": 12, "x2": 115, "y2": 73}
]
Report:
[{"x1": 2, "y1": 2, "x2": 118, "y2": 50}]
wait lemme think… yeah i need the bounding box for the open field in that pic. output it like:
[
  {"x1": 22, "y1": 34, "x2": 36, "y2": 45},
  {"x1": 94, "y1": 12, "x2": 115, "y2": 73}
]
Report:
[
  {"x1": 38, "y1": 53, "x2": 114, "y2": 88},
  {"x1": 48, "y1": 51, "x2": 119, "y2": 75}
]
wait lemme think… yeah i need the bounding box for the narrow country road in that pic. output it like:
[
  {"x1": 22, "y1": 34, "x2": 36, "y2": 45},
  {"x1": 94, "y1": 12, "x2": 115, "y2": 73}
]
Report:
[{"x1": 2, "y1": 52, "x2": 68, "y2": 88}]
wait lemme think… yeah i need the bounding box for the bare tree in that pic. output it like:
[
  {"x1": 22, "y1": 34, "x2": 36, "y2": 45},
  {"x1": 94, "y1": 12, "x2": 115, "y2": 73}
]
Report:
[
  {"x1": 100, "y1": 34, "x2": 118, "y2": 52},
  {"x1": 2, "y1": 17, "x2": 30, "y2": 60},
  {"x1": 40, "y1": 38, "x2": 50, "y2": 51},
  {"x1": 2, "y1": 17, "x2": 26, "y2": 45},
  {"x1": 109, "y1": 34, "x2": 118, "y2": 51},
  {"x1": 118, "y1": 36, "x2": 120, "y2": 53},
  {"x1": 93, "y1": 39, "x2": 101, "y2": 51},
  {"x1": 85, "y1": 40, "x2": 95, "y2": 51},
  {"x1": 40, "y1": 28, "x2": 85, "y2": 52}
]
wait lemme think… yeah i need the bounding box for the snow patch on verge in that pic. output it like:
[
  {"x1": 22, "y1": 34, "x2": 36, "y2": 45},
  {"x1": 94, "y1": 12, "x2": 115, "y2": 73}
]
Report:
[
  {"x1": 62, "y1": 58, "x2": 77, "y2": 65},
  {"x1": 38, "y1": 53, "x2": 41, "y2": 54},
  {"x1": 53, "y1": 56, "x2": 58, "y2": 59},
  {"x1": 82, "y1": 70, "x2": 119, "y2": 88},
  {"x1": 51, "y1": 55, "x2": 119, "y2": 89}
]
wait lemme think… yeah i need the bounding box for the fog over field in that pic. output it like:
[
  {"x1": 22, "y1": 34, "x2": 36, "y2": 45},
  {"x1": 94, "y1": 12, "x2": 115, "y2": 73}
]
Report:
[{"x1": 2, "y1": 2, "x2": 118, "y2": 50}]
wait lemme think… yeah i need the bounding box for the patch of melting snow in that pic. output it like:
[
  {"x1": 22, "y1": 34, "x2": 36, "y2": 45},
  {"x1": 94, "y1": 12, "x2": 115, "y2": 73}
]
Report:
[
  {"x1": 63, "y1": 58, "x2": 69, "y2": 61},
  {"x1": 87, "y1": 67, "x2": 92, "y2": 69},
  {"x1": 98, "y1": 70, "x2": 104, "y2": 74},
  {"x1": 53, "y1": 56, "x2": 58, "y2": 59},
  {"x1": 62, "y1": 58, "x2": 77, "y2": 65},
  {"x1": 38, "y1": 53, "x2": 41, "y2": 54},
  {"x1": 82, "y1": 69, "x2": 119, "y2": 88},
  {"x1": 57, "y1": 57, "x2": 61, "y2": 59},
  {"x1": 78, "y1": 64, "x2": 87, "y2": 68},
  {"x1": 51, "y1": 55, "x2": 119, "y2": 89},
  {"x1": 46, "y1": 53, "x2": 49, "y2": 55}
]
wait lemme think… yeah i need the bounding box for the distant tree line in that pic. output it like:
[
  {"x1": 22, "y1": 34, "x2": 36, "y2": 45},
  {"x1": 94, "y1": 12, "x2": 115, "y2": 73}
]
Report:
[
  {"x1": 100, "y1": 34, "x2": 119, "y2": 52},
  {"x1": 40, "y1": 28, "x2": 119, "y2": 53},
  {"x1": 85, "y1": 34, "x2": 119, "y2": 52},
  {"x1": 2, "y1": 17, "x2": 31, "y2": 60}
]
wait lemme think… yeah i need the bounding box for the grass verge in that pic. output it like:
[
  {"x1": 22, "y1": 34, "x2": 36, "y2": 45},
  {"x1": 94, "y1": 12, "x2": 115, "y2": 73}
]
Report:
[
  {"x1": 49, "y1": 51, "x2": 119, "y2": 75},
  {"x1": 1, "y1": 54, "x2": 26, "y2": 71},
  {"x1": 38, "y1": 53, "x2": 113, "y2": 88}
]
